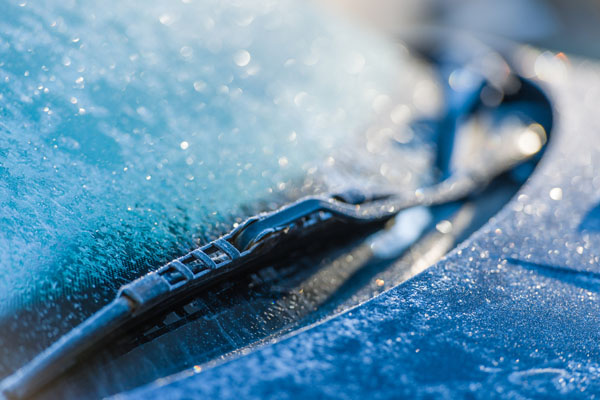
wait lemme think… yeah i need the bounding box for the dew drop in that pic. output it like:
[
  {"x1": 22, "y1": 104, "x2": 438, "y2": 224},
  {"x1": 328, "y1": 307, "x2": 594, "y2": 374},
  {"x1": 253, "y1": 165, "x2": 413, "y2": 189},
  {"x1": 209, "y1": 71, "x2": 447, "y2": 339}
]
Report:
[{"x1": 233, "y1": 50, "x2": 251, "y2": 67}]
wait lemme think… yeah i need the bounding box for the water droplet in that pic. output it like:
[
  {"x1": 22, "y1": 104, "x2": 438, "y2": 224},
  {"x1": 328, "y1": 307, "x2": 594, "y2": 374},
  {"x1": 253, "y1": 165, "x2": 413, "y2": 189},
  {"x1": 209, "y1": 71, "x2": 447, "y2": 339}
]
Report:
[
  {"x1": 233, "y1": 50, "x2": 251, "y2": 67},
  {"x1": 549, "y1": 187, "x2": 563, "y2": 201},
  {"x1": 517, "y1": 124, "x2": 545, "y2": 156},
  {"x1": 193, "y1": 81, "x2": 206, "y2": 92},
  {"x1": 436, "y1": 220, "x2": 453, "y2": 234},
  {"x1": 294, "y1": 92, "x2": 308, "y2": 107},
  {"x1": 180, "y1": 46, "x2": 193, "y2": 59},
  {"x1": 159, "y1": 14, "x2": 174, "y2": 26},
  {"x1": 390, "y1": 104, "x2": 411, "y2": 125}
]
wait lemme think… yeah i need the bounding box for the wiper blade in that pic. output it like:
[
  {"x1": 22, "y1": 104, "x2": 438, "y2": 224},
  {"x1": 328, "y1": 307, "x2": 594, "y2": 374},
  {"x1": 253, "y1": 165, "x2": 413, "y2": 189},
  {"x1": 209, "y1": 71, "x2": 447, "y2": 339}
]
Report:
[
  {"x1": 0, "y1": 172, "x2": 528, "y2": 400},
  {"x1": 0, "y1": 192, "x2": 404, "y2": 400}
]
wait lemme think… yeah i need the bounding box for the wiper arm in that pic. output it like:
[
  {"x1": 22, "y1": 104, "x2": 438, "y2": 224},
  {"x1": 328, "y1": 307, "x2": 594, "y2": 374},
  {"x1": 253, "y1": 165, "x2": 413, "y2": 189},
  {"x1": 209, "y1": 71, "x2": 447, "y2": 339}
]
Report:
[{"x1": 0, "y1": 192, "x2": 405, "y2": 400}]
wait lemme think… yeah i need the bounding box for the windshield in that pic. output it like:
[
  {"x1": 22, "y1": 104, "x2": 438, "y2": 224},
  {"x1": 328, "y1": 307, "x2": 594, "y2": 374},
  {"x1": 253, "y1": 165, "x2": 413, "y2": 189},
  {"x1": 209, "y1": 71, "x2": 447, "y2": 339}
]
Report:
[{"x1": 0, "y1": 0, "x2": 440, "y2": 376}]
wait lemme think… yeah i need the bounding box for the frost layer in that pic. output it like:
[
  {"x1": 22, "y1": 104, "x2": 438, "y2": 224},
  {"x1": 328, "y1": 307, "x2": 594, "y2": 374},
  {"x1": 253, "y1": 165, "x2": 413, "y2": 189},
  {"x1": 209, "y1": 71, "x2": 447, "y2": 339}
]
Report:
[{"x1": 0, "y1": 0, "x2": 405, "y2": 347}]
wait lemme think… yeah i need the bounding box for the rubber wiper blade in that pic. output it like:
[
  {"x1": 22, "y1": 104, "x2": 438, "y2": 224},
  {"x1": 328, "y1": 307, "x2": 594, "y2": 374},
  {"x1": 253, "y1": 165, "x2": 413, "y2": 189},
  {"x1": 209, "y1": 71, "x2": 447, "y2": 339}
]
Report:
[
  {"x1": 0, "y1": 173, "x2": 525, "y2": 399},
  {"x1": 0, "y1": 193, "x2": 400, "y2": 400},
  {"x1": 0, "y1": 181, "x2": 507, "y2": 399}
]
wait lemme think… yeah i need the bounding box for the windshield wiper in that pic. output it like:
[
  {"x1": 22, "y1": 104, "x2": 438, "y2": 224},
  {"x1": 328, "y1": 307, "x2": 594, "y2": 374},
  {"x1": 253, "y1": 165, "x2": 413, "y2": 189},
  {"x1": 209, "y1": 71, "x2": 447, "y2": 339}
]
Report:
[{"x1": 0, "y1": 48, "x2": 552, "y2": 400}]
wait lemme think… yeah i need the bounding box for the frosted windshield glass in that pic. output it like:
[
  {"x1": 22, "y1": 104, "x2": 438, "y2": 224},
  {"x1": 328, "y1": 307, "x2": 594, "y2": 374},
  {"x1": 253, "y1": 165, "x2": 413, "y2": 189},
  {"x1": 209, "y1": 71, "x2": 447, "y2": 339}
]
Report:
[{"x1": 0, "y1": 0, "x2": 436, "y2": 373}]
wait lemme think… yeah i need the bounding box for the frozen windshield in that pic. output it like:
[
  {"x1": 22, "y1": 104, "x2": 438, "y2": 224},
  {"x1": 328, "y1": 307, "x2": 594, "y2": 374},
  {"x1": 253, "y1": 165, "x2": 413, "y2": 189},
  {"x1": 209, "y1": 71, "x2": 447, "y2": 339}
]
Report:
[{"x1": 0, "y1": 0, "x2": 438, "y2": 373}]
